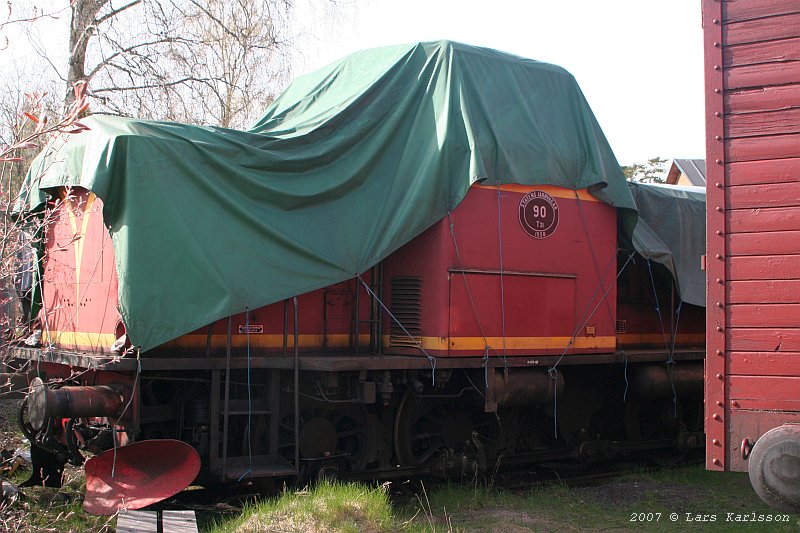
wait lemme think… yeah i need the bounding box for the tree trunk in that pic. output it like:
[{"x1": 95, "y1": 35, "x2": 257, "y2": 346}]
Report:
[{"x1": 66, "y1": 0, "x2": 106, "y2": 108}]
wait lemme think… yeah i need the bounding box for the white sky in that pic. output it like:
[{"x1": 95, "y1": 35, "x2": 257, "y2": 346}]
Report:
[
  {"x1": 293, "y1": 0, "x2": 706, "y2": 166},
  {"x1": 2, "y1": 0, "x2": 706, "y2": 167}
]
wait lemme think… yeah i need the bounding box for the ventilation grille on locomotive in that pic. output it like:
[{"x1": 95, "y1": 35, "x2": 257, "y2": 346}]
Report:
[{"x1": 389, "y1": 277, "x2": 423, "y2": 348}]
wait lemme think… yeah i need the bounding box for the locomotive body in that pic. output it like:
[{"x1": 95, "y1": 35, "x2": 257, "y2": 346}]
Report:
[
  {"x1": 44, "y1": 185, "x2": 620, "y2": 359},
  {"x1": 703, "y1": 0, "x2": 800, "y2": 512},
  {"x1": 15, "y1": 180, "x2": 705, "y2": 493},
  {"x1": 10, "y1": 41, "x2": 705, "y2": 511}
]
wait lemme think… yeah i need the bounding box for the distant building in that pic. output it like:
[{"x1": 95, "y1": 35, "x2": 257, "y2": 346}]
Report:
[{"x1": 665, "y1": 158, "x2": 706, "y2": 186}]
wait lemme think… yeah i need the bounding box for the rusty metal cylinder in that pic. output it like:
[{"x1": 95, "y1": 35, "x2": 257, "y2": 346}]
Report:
[
  {"x1": 629, "y1": 362, "x2": 704, "y2": 401},
  {"x1": 27, "y1": 377, "x2": 125, "y2": 431},
  {"x1": 493, "y1": 368, "x2": 564, "y2": 407}
]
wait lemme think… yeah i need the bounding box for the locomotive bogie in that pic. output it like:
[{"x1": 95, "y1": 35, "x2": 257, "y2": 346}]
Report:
[{"x1": 17, "y1": 358, "x2": 705, "y2": 487}]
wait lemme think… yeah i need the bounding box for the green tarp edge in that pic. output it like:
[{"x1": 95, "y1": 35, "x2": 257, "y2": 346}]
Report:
[
  {"x1": 629, "y1": 182, "x2": 706, "y2": 307},
  {"x1": 18, "y1": 41, "x2": 636, "y2": 351}
]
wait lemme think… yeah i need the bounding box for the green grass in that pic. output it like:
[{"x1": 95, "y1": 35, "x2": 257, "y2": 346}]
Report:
[
  {"x1": 206, "y1": 465, "x2": 800, "y2": 533},
  {"x1": 209, "y1": 480, "x2": 408, "y2": 533},
  {"x1": 5, "y1": 462, "x2": 799, "y2": 532},
  {"x1": 3, "y1": 469, "x2": 114, "y2": 532},
  {"x1": 410, "y1": 464, "x2": 800, "y2": 532}
]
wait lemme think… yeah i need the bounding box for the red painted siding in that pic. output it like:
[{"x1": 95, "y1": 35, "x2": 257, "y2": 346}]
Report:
[
  {"x1": 723, "y1": 13, "x2": 800, "y2": 46},
  {"x1": 705, "y1": 0, "x2": 800, "y2": 473},
  {"x1": 725, "y1": 85, "x2": 800, "y2": 115},
  {"x1": 381, "y1": 185, "x2": 618, "y2": 357},
  {"x1": 704, "y1": 0, "x2": 727, "y2": 472},
  {"x1": 724, "y1": 0, "x2": 800, "y2": 22},
  {"x1": 725, "y1": 107, "x2": 800, "y2": 138},
  {"x1": 729, "y1": 206, "x2": 800, "y2": 232},
  {"x1": 724, "y1": 38, "x2": 800, "y2": 68},
  {"x1": 728, "y1": 304, "x2": 800, "y2": 327},
  {"x1": 728, "y1": 231, "x2": 800, "y2": 255},
  {"x1": 727, "y1": 158, "x2": 800, "y2": 186},
  {"x1": 728, "y1": 255, "x2": 800, "y2": 280},
  {"x1": 729, "y1": 328, "x2": 800, "y2": 351},
  {"x1": 727, "y1": 182, "x2": 800, "y2": 209},
  {"x1": 728, "y1": 280, "x2": 800, "y2": 303},
  {"x1": 727, "y1": 133, "x2": 800, "y2": 162},
  {"x1": 729, "y1": 352, "x2": 800, "y2": 376}
]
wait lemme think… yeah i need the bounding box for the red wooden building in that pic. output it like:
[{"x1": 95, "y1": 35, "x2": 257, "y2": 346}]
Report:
[{"x1": 703, "y1": 0, "x2": 800, "y2": 511}]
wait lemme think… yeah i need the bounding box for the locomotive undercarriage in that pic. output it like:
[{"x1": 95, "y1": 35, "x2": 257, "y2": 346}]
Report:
[{"x1": 12, "y1": 350, "x2": 704, "y2": 489}]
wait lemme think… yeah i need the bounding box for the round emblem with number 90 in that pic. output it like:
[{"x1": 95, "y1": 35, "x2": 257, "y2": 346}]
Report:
[{"x1": 519, "y1": 190, "x2": 559, "y2": 239}]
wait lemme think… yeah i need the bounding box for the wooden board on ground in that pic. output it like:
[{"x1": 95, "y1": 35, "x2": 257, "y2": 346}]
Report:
[
  {"x1": 162, "y1": 510, "x2": 199, "y2": 533},
  {"x1": 116, "y1": 510, "x2": 157, "y2": 533}
]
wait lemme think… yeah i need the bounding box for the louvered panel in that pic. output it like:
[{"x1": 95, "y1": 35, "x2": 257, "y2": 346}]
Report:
[{"x1": 389, "y1": 277, "x2": 422, "y2": 348}]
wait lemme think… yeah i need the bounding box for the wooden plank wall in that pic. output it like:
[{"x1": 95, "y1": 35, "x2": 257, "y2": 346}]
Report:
[{"x1": 705, "y1": 0, "x2": 800, "y2": 472}]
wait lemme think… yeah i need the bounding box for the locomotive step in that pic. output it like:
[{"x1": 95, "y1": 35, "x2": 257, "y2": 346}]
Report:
[{"x1": 223, "y1": 455, "x2": 296, "y2": 480}]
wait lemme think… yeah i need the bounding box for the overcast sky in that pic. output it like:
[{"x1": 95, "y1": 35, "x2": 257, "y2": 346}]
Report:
[
  {"x1": 293, "y1": 0, "x2": 706, "y2": 166},
  {"x1": 3, "y1": 0, "x2": 706, "y2": 167}
]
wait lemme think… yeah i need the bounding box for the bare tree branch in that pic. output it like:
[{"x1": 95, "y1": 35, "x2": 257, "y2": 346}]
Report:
[
  {"x1": 96, "y1": 0, "x2": 143, "y2": 26},
  {"x1": 0, "y1": 3, "x2": 71, "y2": 32},
  {"x1": 91, "y1": 76, "x2": 211, "y2": 93},
  {"x1": 86, "y1": 36, "x2": 197, "y2": 80}
]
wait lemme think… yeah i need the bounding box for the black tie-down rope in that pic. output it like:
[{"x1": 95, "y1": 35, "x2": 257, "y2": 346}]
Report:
[
  {"x1": 548, "y1": 251, "x2": 637, "y2": 439},
  {"x1": 646, "y1": 259, "x2": 680, "y2": 419},
  {"x1": 356, "y1": 274, "x2": 437, "y2": 384}
]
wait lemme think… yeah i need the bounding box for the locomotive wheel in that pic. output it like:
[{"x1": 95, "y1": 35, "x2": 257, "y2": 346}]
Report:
[
  {"x1": 394, "y1": 390, "x2": 497, "y2": 468},
  {"x1": 625, "y1": 396, "x2": 699, "y2": 465},
  {"x1": 278, "y1": 400, "x2": 373, "y2": 471}
]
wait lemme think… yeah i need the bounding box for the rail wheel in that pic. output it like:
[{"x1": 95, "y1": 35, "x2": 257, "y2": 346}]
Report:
[
  {"x1": 278, "y1": 399, "x2": 374, "y2": 474},
  {"x1": 394, "y1": 389, "x2": 498, "y2": 473},
  {"x1": 625, "y1": 395, "x2": 700, "y2": 465}
]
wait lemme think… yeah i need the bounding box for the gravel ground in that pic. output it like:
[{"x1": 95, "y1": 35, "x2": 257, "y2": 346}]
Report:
[{"x1": 570, "y1": 479, "x2": 704, "y2": 511}]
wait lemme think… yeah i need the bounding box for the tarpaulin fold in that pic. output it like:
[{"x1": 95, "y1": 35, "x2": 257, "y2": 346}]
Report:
[{"x1": 629, "y1": 182, "x2": 706, "y2": 307}]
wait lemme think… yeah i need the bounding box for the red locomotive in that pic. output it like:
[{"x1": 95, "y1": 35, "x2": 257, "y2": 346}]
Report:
[
  {"x1": 703, "y1": 0, "x2": 800, "y2": 512},
  {"x1": 8, "y1": 41, "x2": 705, "y2": 513}
]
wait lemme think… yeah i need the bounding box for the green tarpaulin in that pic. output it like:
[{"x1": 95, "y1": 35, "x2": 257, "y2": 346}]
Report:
[
  {"x1": 629, "y1": 182, "x2": 706, "y2": 307},
  {"x1": 19, "y1": 40, "x2": 636, "y2": 351}
]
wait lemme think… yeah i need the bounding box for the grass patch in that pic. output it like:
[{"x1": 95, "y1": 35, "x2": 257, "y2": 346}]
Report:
[
  {"x1": 409, "y1": 481, "x2": 612, "y2": 532},
  {"x1": 207, "y1": 466, "x2": 800, "y2": 532},
  {"x1": 210, "y1": 480, "x2": 407, "y2": 533},
  {"x1": 416, "y1": 465, "x2": 800, "y2": 532},
  {"x1": 2, "y1": 469, "x2": 114, "y2": 532},
  {"x1": 3, "y1": 462, "x2": 798, "y2": 532}
]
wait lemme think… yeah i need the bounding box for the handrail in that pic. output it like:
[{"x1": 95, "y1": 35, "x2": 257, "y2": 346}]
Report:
[
  {"x1": 221, "y1": 316, "x2": 232, "y2": 480},
  {"x1": 293, "y1": 297, "x2": 300, "y2": 473}
]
